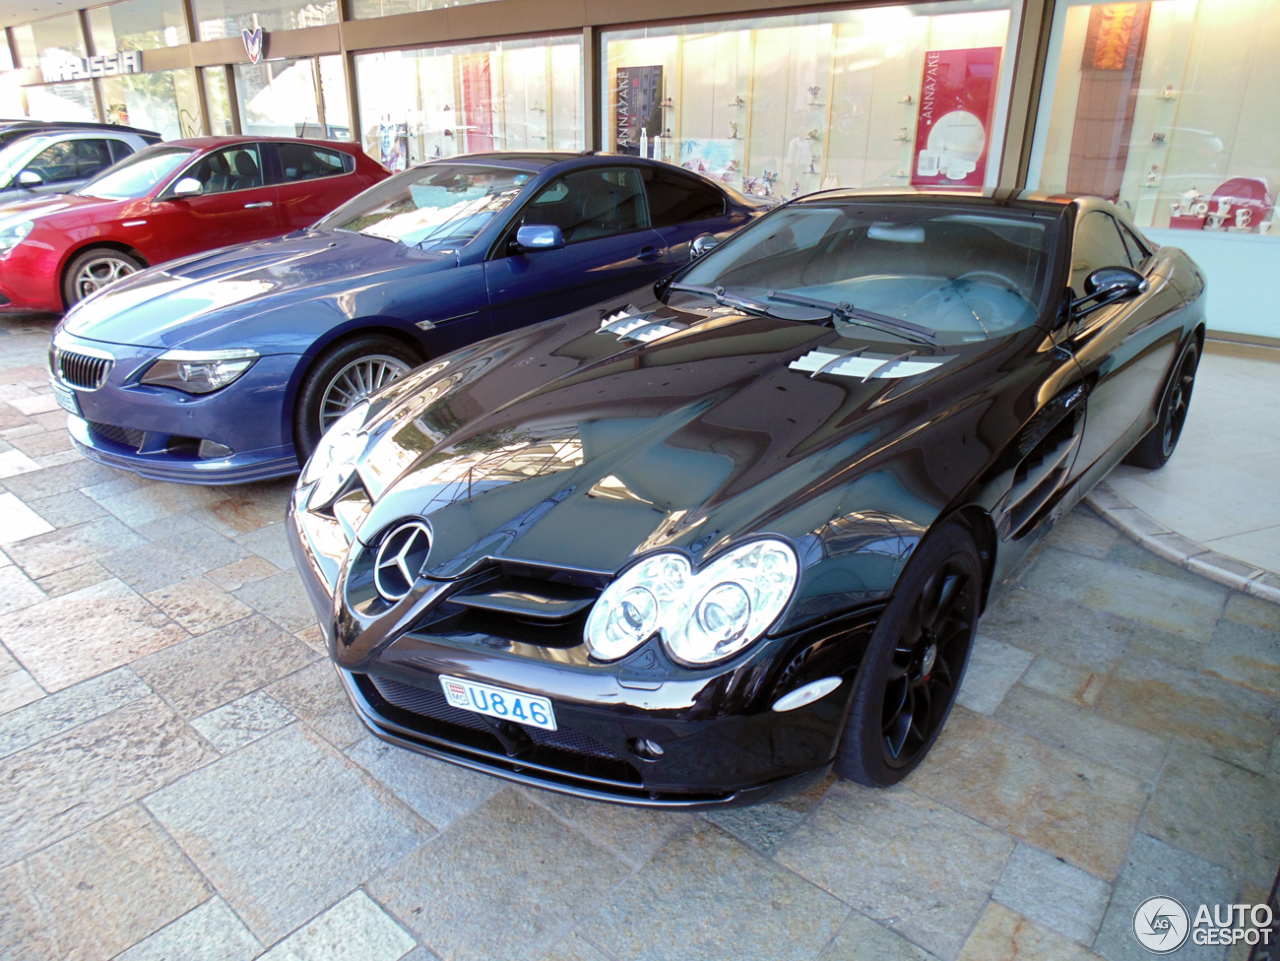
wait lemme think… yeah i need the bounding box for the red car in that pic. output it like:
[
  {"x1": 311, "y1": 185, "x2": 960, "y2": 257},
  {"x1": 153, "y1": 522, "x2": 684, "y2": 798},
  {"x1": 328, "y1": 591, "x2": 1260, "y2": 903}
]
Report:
[{"x1": 0, "y1": 136, "x2": 388, "y2": 313}]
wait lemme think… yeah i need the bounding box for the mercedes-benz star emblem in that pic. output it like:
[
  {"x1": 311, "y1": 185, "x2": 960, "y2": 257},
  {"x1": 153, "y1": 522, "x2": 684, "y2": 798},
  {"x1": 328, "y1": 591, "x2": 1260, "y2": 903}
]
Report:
[{"x1": 373, "y1": 522, "x2": 431, "y2": 601}]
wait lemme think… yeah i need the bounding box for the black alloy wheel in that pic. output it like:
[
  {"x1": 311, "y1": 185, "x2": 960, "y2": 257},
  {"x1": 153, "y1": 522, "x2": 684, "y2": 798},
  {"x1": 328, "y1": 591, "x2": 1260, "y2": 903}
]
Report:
[
  {"x1": 1124, "y1": 340, "x2": 1199, "y2": 470},
  {"x1": 834, "y1": 523, "x2": 981, "y2": 787}
]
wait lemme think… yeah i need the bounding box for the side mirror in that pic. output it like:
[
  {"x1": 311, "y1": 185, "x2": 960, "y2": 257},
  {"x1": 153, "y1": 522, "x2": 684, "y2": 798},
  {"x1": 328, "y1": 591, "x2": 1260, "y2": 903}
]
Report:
[
  {"x1": 1072, "y1": 265, "x2": 1147, "y2": 315},
  {"x1": 170, "y1": 177, "x2": 204, "y2": 198},
  {"x1": 515, "y1": 224, "x2": 564, "y2": 252},
  {"x1": 690, "y1": 232, "x2": 720, "y2": 260},
  {"x1": 17, "y1": 170, "x2": 43, "y2": 187}
]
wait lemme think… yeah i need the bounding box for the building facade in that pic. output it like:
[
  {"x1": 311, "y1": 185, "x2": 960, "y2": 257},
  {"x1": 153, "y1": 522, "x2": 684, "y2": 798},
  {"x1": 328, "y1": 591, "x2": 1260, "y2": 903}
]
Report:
[{"x1": 2, "y1": 0, "x2": 1277, "y2": 338}]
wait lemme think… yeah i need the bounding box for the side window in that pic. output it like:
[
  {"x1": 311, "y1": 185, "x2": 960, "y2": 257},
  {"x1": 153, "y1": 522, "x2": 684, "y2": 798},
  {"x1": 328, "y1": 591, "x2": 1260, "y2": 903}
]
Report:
[
  {"x1": 1117, "y1": 222, "x2": 1149, "y2": 269},
  {"x1": 1071, "y1": 211, "x2": 1132, "y2": 296},
  {"x1": 72, "y1": 139, "x2": 113, "y2": 179},
  {"x1": 642, "y1": 168, "x2": 726, "y2": 226},
  {"x1": 516, "y1": 167, "x2": 647, "y2": 245},
  {"x1": 184, "y1": 144, "x2": 264, "y2": 195},
  {"x1": 107, "y1": 139, "x2": 136, "y2": 165},
  {"x1": 276, "y1": 143, "x2": 351, "y2": 183},
  {"x1": 24, "y1": 141, "x2": 80, "y2": 185}
]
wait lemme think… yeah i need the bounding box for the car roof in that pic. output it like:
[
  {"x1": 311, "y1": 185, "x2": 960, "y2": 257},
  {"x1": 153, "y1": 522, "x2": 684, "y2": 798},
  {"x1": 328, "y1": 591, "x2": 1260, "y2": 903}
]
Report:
[
  {"x1": 164, "y1": 136, "x2": 366, "y2": 153},
  {"x1": 0, "y1": 119, "x2": 160, "y2": 138}
]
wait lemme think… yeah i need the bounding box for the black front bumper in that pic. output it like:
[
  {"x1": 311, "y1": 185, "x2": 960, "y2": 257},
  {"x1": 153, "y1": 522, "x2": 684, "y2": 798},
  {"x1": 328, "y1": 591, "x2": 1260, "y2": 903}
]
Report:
[{"x1": 289, "y1": 508, "x2": 877, "y2": 809}]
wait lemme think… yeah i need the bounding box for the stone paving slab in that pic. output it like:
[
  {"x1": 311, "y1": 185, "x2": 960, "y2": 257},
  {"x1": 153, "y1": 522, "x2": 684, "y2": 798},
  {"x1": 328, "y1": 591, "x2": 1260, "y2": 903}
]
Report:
[{"x1": 0, "y1": 315, "x2": 1277, "y2": 960}]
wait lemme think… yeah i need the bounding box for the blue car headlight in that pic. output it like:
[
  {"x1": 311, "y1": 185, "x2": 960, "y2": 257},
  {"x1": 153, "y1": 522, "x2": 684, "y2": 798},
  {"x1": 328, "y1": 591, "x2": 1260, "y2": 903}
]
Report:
[{"x1": 141, "y1": 348, "x2": 259, "y2": 394}]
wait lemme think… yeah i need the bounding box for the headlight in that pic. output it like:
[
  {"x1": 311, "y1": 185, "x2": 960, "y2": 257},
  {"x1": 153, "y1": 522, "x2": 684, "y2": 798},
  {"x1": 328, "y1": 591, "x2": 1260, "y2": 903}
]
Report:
[
  {"x1": 300, "y1": 401, "x2": 370, "y2": 508},
  {"x1": 0, "y1": 220, "x2": 33, "y2": 256},
  {"x1": 141, "y1": 348, "x2": 259, "y2": 394},
  {"x1": 584, "y1": 538, "x2": 798, "y2": 666}
]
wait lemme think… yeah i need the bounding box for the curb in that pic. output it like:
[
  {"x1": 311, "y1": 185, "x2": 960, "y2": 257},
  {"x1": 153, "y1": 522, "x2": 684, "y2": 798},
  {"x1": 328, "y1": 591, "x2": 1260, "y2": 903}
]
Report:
[{"x1": 1084, "y1": 482, "x2": 1280, "y2": 605}]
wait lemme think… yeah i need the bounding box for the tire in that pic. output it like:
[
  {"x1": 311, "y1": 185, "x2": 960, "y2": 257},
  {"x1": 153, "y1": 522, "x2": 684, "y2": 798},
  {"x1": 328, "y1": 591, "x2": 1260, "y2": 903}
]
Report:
[
  {"x1": 833, "y1": 522, "x2": 982, "y2": 787},
  {"x1": 1123, "y1": 340, "x2": 1199, "y2": 470},
  {"x1": 63, "y1": 247, "x2": 145, "y2": 307},
  {"x1": 293, "y1": 334, "x2": 422, "y2": 464}
]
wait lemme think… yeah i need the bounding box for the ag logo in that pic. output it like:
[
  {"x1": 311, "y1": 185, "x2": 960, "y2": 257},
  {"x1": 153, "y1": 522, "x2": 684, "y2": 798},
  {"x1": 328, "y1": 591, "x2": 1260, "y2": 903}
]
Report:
[{"x1": 1133, "y1": 896, "x2": 1190, "y2": 954}]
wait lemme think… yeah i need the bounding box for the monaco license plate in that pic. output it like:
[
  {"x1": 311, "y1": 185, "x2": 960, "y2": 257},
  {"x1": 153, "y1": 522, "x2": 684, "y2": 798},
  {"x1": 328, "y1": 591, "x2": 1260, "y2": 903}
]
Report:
[
  {"x1": 440, "y1": 675, "x2": 557, "y2": 730},
  {"x1": 49, "y1": 380, "x2": 80, "y2": 416}
]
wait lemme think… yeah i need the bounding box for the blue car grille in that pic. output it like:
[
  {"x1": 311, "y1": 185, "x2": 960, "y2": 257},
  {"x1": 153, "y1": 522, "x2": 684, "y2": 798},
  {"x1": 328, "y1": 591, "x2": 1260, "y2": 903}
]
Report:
[
  {"x1": 56, "y1": 350, "x2": 112, "y2": 390},
  {"x1": 89, "y1": 421, "x2": 145, "y2": 451}
]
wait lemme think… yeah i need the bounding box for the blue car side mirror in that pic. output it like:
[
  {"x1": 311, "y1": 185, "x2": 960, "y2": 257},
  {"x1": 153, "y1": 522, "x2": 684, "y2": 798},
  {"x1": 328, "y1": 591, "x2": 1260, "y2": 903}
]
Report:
[{"x1": 515, "y1": 224, "x2": 565, "y2": 252}]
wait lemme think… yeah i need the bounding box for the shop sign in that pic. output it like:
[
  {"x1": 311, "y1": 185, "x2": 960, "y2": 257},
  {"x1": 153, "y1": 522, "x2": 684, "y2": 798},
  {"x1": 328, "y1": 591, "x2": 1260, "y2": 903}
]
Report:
[
  {"x1": 243, "y1": 27, "x2": 265, "y2": 65},
  {"x1": 911, "y1": 46, "x2": 1002, "y2": 188},
  {"x1": 40, "y1": 50, "x2": 142, "y2": 84},
  {"x1": 615, "y1": 65, "x2": 663, "y2": 157}
]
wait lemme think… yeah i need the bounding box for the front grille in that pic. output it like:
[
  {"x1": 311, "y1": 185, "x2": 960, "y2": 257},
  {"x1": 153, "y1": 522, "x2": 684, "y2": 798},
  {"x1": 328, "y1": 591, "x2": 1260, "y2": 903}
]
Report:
[
  {"x1": 56, "y1": 350, "x2": 112, "y2": 390},
  {"x1": 88, "y1": 421, "x2": 145, "y2": 451},
  {"x1": 368, "y1": 674, "x2": 637, "y2": 780}
]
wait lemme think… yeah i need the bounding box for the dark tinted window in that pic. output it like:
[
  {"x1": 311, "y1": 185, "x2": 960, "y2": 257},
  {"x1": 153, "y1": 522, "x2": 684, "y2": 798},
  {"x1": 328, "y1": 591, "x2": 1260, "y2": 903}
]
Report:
[
  {"x1": 643, "y1": 167, "x2": 725, "y2": 226},
  {"x1": 184, "y1": 143, "x2": 263, "y2": 194},
  {"x1": 26, "y1": 138, "x2": 112, "y2": 184},
  {"x1": 1071, "y1": 211, "x2": 1131, "y2": 296},
  {"x1": 276, "y1": 143, "x2": 352, "y2": 183},
  {"x1": 107, "y1": 139, "x2": 136, "y2": 164},
  {"x1": 517, "y1": 167, "x2": 647, "y2": 244}
]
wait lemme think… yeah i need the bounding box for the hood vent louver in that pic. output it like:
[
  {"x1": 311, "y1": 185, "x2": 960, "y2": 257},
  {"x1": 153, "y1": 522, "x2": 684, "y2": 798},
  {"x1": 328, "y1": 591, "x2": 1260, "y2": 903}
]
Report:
[
  {"x1": 598, "y1": 306, "x2": 687, "y2": 344},
  {"x1": 790, "y1": 347, "x2": 955, "y2": 381}
]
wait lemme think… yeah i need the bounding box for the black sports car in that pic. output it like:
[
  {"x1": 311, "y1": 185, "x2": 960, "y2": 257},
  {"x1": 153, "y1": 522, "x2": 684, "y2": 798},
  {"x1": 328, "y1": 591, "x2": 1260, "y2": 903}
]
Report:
[{"x1": 287, "y1": 190, "x2": 1205, "y2": 807}]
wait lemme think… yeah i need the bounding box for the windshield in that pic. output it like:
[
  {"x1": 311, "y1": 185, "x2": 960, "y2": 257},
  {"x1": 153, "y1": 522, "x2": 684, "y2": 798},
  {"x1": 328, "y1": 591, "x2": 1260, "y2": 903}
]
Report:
[
  {"x1": 318, "y1": 164, "x2": 531, "y2": 251},
  {"x1": 0, "y1": 135, "x2": 59, "y2": 190},
  {"x1": 76, "y1": 146, "x2": 193, "y2": 200},
  {"x1": 677, "y1": 202, "x2": 1060, "y2": 344}
]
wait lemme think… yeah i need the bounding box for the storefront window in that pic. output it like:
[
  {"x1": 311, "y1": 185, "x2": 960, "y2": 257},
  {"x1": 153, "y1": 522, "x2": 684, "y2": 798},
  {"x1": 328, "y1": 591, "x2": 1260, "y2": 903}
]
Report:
[
  {"x1": 193, "y1": 0, "x2": 338, "y2": 41},
  {"x1": 354, "y1": 35, "x2": 583, "y2": 171},
  {"x1": 12, "y1": 13, "x2": 87, "y2": 70},
  {"x1": 318, "y1": 55, "x2": 350, "y2": 139},
  {"x1": 602, "y1": 2, "x2": 1020, "y2": 199},
  {"x1": 349, "y1": 0, "x2": 499, "y2": 19},
  {"x1": 88, "y1": 0, "x2": 189, "y2": 52},
  {"x1": 234, "y1": 57, "x2": 321, "y2": 137},
  {"x1": 24, "y1": 81, "x2": 97, "y2": 121},
  {"x1": 101, "y1": 68, "x2": 202, "y2": 139},
  {"x1": 1030, "y1": 0, "x2": 1280, "y2": 238},
  {"x1": 203, "y1": 67, "x2": 234, "y2": 135}
]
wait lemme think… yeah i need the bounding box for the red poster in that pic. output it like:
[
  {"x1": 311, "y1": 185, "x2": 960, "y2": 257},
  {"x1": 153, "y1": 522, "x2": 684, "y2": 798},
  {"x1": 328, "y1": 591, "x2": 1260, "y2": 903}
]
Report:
[
  {"x1": 460, "y1": 53, "x2": 494, "y2": 153},
  {"x1": 911, "y1": 47, "x2": 1002, "y2": 188}
]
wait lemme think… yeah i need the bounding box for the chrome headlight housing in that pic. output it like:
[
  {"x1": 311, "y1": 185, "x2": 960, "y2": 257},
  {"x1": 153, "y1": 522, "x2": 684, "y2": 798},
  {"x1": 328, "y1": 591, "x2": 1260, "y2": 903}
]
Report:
[
  {"x1": 140, "y1": 348, "x2": 259, "y2": 394},
  {"x1": 0, "y1": 219, "x2": 33, "y2": 257},
  {"x1": 299, "y1": 401, "x2": 370, "y2": 508},
  {"x1": 585, "y1": 538, "x2": 798, "y2": 666}
]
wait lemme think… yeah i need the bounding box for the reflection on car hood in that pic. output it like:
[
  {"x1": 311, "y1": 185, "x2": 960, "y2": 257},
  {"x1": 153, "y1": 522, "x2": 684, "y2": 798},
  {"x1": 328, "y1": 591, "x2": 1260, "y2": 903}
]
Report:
[
  {"x1": 351, "y1": 301, "x2": 1036, "y2": 577},
  {"x1": 62, "y1": 230, "x2": 455, "y2": 349},
  {"x1": 0, "y1": 192, "x2": 118, "y2": 228}
]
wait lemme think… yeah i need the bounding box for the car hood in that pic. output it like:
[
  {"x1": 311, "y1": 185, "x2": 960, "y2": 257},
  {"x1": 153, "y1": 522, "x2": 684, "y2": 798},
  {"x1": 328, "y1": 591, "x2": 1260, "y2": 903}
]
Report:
[
  {"x1": 0, "y1": 192, "x2": 122, "y2": 228},
  {"x1": 62, "y1": 230, "x2": 456, "y2": 349},
  {"x1": 348, "y1": 301, "x2": 1043, "y2": 580}
]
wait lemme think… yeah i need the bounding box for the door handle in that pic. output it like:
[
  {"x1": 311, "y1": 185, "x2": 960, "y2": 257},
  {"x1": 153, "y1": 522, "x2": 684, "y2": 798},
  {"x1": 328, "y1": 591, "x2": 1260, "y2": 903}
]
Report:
[
  {"x1": 244, "y1": 201, "x2": 274, "y2": 209},
  {"x1": 637, "y1": 245, "x2": 663, "y2": 262}
]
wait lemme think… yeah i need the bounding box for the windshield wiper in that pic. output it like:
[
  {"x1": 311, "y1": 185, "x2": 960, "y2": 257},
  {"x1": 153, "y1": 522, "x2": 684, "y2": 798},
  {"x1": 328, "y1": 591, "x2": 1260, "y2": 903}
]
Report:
[
  {"x1": 667, "y1": 282, "x2": 776, "y2": 319},
  {"x1": 766, "y1": 290, "x2": 939, "y2": 346}
]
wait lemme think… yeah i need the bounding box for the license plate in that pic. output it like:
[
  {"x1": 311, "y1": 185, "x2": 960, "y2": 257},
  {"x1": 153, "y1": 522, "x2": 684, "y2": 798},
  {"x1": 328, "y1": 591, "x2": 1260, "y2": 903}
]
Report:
[
  {"x1": 440, "y1": 675, "x2": 557, "y2": 730},
  {"x1": 49, "y1": 380, "x2": 80, "y2": 416}
]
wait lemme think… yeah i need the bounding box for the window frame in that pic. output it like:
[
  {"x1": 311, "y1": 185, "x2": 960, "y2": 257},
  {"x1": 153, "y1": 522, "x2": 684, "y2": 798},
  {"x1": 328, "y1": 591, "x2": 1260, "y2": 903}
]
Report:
[
  {"x1": 164, "y1": 142, "x2": 268, "y2": 198},
  {"x1": 265, "y1": 141, "x2": 356, "y2": 187}
]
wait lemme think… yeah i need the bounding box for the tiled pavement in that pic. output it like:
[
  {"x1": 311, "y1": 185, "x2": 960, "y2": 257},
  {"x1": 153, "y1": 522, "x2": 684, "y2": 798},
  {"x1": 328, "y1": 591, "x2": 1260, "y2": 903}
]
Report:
[{"x1": 1, "y1": 311, "x2": 1278, "y2": 961}]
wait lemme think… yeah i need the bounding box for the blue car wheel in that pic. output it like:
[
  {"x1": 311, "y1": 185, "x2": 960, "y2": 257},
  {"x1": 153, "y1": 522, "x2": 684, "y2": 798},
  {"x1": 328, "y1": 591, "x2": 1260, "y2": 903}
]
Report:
[{"x1": 294, "y1": 333, "x2": 422, "y2": 463}]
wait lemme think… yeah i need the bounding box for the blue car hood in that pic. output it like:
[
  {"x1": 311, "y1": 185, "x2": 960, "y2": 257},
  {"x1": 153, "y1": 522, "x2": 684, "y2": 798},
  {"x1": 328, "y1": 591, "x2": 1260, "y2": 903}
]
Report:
[{"x1": 63, "y1": 230, "x2": 456, "y2": 349}]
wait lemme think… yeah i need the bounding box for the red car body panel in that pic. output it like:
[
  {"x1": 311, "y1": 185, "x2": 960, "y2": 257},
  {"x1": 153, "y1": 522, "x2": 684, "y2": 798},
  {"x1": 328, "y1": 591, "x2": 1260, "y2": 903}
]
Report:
[{"x1": 0, "y1": 136, "x2": 388, "y2": 313}]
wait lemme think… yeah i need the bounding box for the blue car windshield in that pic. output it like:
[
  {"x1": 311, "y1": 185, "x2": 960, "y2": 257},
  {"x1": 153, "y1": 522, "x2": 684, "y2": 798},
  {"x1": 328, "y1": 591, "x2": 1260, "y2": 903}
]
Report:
[
  {"x1": 320, "y1": 164, "x2": 531, "y2": 252},
  {"x1": 678, "y1": 202, "x2": 1060, "y2": 344}
]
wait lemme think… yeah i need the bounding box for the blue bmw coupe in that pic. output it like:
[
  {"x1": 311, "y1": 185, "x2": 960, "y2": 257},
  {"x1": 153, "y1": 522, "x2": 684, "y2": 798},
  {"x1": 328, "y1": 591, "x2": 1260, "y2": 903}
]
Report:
[{"x1": 49, "y1": 152, "x2": 765, "y2": 483}]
